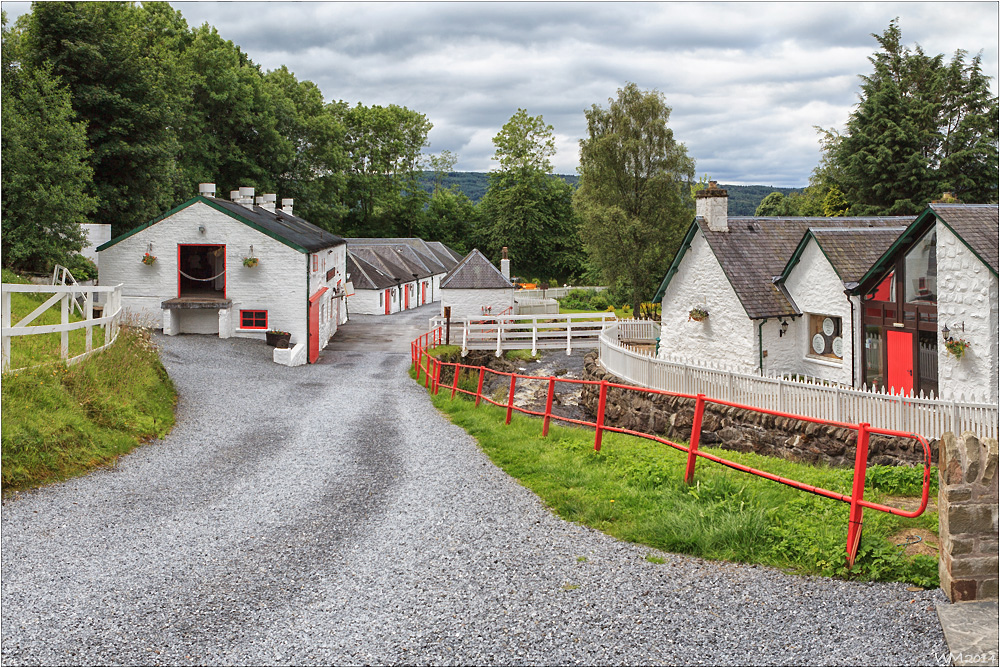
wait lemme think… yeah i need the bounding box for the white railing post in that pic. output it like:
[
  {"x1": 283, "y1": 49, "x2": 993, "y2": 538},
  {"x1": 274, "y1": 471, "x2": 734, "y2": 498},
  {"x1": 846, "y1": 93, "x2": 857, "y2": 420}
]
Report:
[
  {"x1": 2, "y1": 289, "x2": 11, "y2": 372},
  {"x1": 60, "y1": 293, "x2": 70, "y2": 360},
  {"x1": 85, "y1": 293, "x2": 93, "y2": 353},
  {"x1": 566, "y1": 318, "x2": 572, "y2": 355}
]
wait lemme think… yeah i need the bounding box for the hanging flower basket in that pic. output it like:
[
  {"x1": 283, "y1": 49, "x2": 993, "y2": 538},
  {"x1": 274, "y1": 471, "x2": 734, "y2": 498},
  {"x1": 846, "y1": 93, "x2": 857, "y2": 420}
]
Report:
[
  {"x1": 945, "y1": 338, "x2": 970, "y2": 359},
  {"x1": 243, "y1": 256, "x2": 259, "y2": 268},
  {"x1": 142, "y1": 252, "x2": 157, "y2": 265},
  {"x1": 688, "y1": 307, "x2": 709, "y2": 322},
  {"x1": 266, "y1": 329, "x2": 291, "y2": 348}
]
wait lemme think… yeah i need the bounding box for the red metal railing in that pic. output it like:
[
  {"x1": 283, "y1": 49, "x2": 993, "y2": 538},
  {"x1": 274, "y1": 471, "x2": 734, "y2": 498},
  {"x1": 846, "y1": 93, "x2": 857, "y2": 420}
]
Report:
[{"x1": 411, "y1": 328, "x2": 932, "y2": 568}]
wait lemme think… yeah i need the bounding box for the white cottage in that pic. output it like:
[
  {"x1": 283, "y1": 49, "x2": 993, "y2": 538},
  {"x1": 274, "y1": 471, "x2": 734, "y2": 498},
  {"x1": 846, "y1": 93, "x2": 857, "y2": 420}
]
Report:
[
  {"x1": 439, "y1": 248, "x2": 514, "y2": 318},
  {"x1": 97, "y1": 184, "x2": 347, "y2": 366},
  {"x1": 654, "y1": 183, "x2": 999, "y2": 400}
]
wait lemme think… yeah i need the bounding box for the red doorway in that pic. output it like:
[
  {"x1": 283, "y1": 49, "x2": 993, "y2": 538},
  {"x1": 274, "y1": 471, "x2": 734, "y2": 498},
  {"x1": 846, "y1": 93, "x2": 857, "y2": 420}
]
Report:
[
  {"x1": 384, "y1": 289, "x2": 391, "y2": 314},
  {"x1": 404, "y1": 285, "x2": 410, "y2": 310},
  {"x1": 886, "y1": 330, "x2": 913, "y2": 395},
  {"x1": 421, "y1": 281, "x2": 426, "y2": 305},
  {"x1": 308, "y1": 287, "x2": 329, "y2": 364}
]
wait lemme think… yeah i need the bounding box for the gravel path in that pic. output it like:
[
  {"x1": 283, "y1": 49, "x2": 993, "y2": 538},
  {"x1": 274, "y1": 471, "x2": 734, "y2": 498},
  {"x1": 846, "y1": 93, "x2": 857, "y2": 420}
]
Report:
[{"x1": 2, "y1": 317, "x2": 949, "y2": 666}]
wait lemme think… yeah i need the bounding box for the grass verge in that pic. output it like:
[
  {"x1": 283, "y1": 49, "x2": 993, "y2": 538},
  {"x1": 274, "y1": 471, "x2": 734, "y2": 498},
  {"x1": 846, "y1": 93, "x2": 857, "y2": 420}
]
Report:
[
  {"x1": 417, "y1": 368, "x2": 939, "y2": 587},
  {"x1": 2, "y1": 323, "x2": 177, "y2": 494}
]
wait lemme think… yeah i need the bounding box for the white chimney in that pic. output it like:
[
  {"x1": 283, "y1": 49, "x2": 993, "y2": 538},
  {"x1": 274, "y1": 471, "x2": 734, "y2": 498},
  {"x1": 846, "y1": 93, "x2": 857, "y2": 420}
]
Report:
[
  {"x1": 500, "y1": 246, "x2": 510, "y2": 281},
  {"x1": 696, "y1": 180, "x2": 728, "y2": 232},
  {"x1": 238, "y1": 186, "x2": 255, "y2": 209},
  {"x1": 261, "y1": 193, "x2": 277, "y2": 212},
  {"x1": 198, "y1": 183, "x2": 216, "y2": 198},
  {"x1": 281, "y1": 198, "x2": 294, "y2": 216},
  {"x1": 230, "y1": 190, "x2": 241, "y2": 202}
]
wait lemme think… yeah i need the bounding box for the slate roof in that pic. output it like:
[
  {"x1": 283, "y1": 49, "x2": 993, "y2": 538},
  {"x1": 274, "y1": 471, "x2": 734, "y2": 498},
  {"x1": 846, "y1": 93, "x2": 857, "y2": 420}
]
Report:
[
  {"x1": 655, "y1": 215, "x2": 912, "y2": 319},
  {"x1": 97, "y1": 196, "x2": 344, "y2": 253},
  {"x1": 346, "y1": 238, "x2": 462, "y2": 274},
  {"x1": 784, "y1": 227, "x2": 908, "y2": 289},
  {"x1": 346, "y1": 252, "x2": 396, "y2": 290},
  {"x1": 440, "y1": 249, "x2": 513, "y2": 289},
  {"x1": 348, "y1": 247, "x2": 413, "y2": 283},
  {"x1": 930, "y1": 203, "x2": 998, "y2": 274}
]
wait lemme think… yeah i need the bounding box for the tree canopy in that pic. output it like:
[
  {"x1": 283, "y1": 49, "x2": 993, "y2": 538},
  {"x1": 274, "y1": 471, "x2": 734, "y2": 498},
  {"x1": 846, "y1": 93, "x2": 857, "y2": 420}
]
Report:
[
  {"x1": 575, "y1": 83, "x2": 695, "y2": 312},
  {"x1": 821, "y1": 19, "x2": 998, "y2": 214}
]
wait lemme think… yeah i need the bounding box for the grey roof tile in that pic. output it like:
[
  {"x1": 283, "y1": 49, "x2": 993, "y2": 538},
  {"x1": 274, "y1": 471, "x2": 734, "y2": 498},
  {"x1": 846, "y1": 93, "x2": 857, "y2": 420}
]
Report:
[
  {"x1": 930, "y1": 204, "x2": 999, "y2": 273},
  {"x1": 441, "y1": 249, "x2": 513, "y2": 289}
]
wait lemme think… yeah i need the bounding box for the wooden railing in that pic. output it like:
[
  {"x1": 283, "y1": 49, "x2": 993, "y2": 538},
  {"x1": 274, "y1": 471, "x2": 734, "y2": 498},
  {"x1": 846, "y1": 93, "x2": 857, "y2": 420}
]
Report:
[
  {"x1": 429, "y1": 312, "x2": 616, "y2": 356},
  {"x1": 2, "y1": 283, "x2": 123, "y2": 372},
  {"x1": 599, "y1": 322, "x2": 998, "y2": 441}
]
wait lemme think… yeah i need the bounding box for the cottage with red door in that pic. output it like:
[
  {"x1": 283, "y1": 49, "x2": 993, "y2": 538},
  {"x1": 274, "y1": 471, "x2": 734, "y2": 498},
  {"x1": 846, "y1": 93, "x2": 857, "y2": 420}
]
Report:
[
  {"x1": 97, "y1": 184, "x2": 347, "y2": 366},
  {"x1": 852, "y1": 203, "x2": 998, "y2": 401},
  {"x1": 654, "y1": 183, "x2": 998, "y2": 401},
  {"x1": 344, "y1": 238, "x2": 462, "y2": 316}
]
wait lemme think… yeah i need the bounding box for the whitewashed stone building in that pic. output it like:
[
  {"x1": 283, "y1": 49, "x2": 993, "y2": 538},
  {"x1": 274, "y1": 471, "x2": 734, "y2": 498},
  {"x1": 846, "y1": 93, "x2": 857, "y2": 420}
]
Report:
[
  {"x1": 439, "y1": 249, "x2": 514, "y2": 318},
  {"x1": 345, "y1": 238, "x2": 462, "y2": 315},
  {"x1": 655, "y1": 183, "x2": 998, "y2": 400},
  {"x1": 98, "y1": 184, "x2": 347, "y2": 365}
]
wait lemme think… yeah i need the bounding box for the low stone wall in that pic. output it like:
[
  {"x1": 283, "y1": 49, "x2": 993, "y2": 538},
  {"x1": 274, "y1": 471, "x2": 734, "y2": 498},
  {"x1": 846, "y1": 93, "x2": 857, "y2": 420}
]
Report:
[
  {"x1": 938, "y1": 432, "x2": 999, "y2": 602},
  {"x1": 581, "y1": 352, "x2": 934, "y2": 468}
]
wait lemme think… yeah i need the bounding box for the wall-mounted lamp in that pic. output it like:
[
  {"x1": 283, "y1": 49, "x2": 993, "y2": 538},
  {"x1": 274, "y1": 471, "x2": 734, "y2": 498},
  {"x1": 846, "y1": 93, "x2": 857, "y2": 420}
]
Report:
[
  {"x1": 780, "y1": 320, "x2": 789, "y2": 337},
  {"x1": 249, "y1": 244, "x2": 254, "y2": 257},
  {"x1": 198, "y1": 225, "x2": 206, "y2": 234},
  {"x1": 941, "y1": 322, "x2": 965, "y2": 342},
  {"x1": 147, "y1": 242, "x2": 153, "y2": 253}
]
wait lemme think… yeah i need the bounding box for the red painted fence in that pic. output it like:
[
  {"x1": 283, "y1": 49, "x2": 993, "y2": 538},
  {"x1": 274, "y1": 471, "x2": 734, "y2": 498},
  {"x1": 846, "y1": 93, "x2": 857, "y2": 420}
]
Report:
[{"x1": 412, "y1": 327, "x2": 932, "y2": 567}]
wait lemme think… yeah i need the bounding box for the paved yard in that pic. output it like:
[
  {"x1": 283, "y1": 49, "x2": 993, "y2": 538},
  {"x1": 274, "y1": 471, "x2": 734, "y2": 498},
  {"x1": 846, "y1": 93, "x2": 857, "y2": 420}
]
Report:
[{"x1": 1, "y1": 309, "x2": 949, "y2": 665}]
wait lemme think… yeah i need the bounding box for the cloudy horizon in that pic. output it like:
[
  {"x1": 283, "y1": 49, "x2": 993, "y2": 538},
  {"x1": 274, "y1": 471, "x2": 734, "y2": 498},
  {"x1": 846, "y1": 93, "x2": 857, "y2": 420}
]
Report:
[{"x1": 3, "y1": 1, "x2": 997, "y2": 186}]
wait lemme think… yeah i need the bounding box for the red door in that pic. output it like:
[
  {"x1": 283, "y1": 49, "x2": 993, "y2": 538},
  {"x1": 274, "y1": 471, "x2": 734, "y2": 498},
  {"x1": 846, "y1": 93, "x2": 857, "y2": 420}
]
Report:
[
  {"x1": 886, "y1": 330, "x2": 913, "y2": 395},
  {"x1": 384, "y1": 289, "x2": 390, "y2": 315},
  {"x1": 404, "y1": 285, "x2": 410, "y2": 310},
  {"x1": 308, "y1": 287, "x2": 329, "y2": 364},
  {"x1": 421, "y1": 281, "x2": 426, "y2": 305}
]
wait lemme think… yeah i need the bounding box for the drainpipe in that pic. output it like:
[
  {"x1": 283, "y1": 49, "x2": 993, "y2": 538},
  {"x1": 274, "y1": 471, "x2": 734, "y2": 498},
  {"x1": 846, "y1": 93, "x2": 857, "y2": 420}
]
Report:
[
  {"x1": 758, "y1": 318, "x2": 767, "y2": 376},
  {"x1": 846, "y1": 290, "x2": 856, "y2": 387}
]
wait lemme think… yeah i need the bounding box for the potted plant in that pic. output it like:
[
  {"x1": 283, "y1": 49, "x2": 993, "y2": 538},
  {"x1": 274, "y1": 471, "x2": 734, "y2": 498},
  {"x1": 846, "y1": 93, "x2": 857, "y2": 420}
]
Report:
[
  {"x1": 243, "y1": 256, "x2": 259, "y2": 268},
  {"x1": 688, "y1": 306, "x2": 709, "y2": 322},
  {"x1": 266, "y1": 329, "x2": 291, "y2": 348},
  {"x1": 945, "y1": 338, "x2": 970, "y2": 359},
  {"x1": 142, "y1": 252, "x2": 156, "y2": 265}
]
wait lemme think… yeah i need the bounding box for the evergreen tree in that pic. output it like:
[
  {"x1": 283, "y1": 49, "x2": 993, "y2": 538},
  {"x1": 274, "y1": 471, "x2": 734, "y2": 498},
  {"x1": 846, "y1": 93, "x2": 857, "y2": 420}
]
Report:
[{"x1": 823, "y1": 19, "x2": 998, "y2": 213}]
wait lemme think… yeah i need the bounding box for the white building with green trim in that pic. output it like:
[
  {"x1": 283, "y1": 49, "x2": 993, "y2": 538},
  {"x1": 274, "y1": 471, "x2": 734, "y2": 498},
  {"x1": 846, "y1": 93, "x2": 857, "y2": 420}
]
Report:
[{"x1": 97, "y1": 184, "x2": 346, "y2": 365}]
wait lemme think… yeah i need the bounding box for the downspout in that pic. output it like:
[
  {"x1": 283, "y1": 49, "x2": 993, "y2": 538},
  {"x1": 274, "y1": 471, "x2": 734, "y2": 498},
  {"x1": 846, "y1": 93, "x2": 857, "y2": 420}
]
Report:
[
  {"x1": 758, "y1": 318, "x2": 767, "y2": 376},
  {"x1": 846, "y1": 290, "x2": 856, "y2": 387}
]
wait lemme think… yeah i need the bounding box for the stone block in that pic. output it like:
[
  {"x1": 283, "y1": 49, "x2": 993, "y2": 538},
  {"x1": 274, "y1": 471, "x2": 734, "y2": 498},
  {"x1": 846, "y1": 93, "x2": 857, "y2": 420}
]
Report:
[
  {"x1": 979, "y1": 579, "x2": 998, "y2": 601},
  {"x1": 949, "y1": 578, "x2": 979, "y2": 603},
  {"x1": 947, "y1": 505, "x2": 996, "y2": 534},
  {"x1": 946, "y1": 487, "x2": 973, "y2": 502},
  {"x1": 945, "y1": 535, "x2": 976, "y2": 556},
  {"x1": 946, "y1": 458, "x2": 966, "y2": 486},
  {"x1": 950, "y1": 555, "x2": 999, "y2": 578},
  {"x1": 964, "y1": 432, "x2": 982, "y2": 482}
]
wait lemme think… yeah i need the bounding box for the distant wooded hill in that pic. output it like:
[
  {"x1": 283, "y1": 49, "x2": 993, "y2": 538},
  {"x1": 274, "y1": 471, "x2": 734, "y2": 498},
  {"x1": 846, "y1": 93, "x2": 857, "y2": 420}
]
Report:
[{"x1": 419, "y1": 172, "x2": 802, "y2": 216}]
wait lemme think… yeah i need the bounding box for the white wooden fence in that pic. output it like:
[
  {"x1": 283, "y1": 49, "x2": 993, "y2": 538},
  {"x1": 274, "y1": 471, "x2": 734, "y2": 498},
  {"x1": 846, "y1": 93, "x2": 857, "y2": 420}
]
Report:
[
  {"x1": 2, "y1": 283, "x2": 123, "y2": 372},
  {"x1": 515, "y1": 296, "x2": 560, "y2": 315},
  {"x1": 599, "y1": 321, "x2": 998, "y2": 441},
  {"x1": 430, "y1": 312, "x2": 616, "y2": 356}
]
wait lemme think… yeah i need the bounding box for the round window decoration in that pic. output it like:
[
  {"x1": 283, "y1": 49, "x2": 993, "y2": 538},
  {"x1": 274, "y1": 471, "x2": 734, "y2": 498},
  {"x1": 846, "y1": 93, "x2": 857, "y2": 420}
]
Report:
[
  {"x1": 812, "y1": 333, "x2": 827, "y2": 355},
  {"x1": 832, "y1": 337, "x2": 843, "y2": 358},
  {"x1": 822, "y1": 317, "x2": 836, "y2": 336}
]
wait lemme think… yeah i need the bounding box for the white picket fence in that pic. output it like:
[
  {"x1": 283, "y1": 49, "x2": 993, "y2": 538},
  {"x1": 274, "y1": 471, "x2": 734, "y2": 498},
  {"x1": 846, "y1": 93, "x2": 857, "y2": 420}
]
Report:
[
  {"x1": 599, "y1": 321, "x2": 998, "y2": 441},
  {"x1": 514, "y1": 286, "x2": 606, "y2": 300},
  {"x1": 2, "y1": 282, "x2": 123, "y2": 372},
  {"x1": 430, "y1": 312, "x2": 616, "y2": 356}
]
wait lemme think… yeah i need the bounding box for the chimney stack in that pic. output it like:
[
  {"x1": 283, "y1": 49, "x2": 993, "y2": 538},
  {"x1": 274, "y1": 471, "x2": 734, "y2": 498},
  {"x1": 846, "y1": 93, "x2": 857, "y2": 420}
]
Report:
[
  {"x1": 500, "y1": 246, "x2": 510, "y2": 281},
  {"x1": 696, "y1": 180, "x2": 728, "y2": 232},
  {"x1": 237, "y1": 186, "x2": 255, "y2": 209},
  {"x1": 261, "y1": 193, "x2": 277, "y2": 212},
  {"x1": 281, "y1": 198, "x2": 294, "y2": 216},
  {"x1": 198, "y1": 183, "x2": 216, "y2": 198}
]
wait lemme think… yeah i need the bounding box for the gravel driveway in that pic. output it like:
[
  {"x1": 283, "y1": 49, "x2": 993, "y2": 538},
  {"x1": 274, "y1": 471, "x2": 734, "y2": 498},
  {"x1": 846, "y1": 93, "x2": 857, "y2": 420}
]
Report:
[{"x1": 2, "y1": 310, "x2": 948, "y2": 666}]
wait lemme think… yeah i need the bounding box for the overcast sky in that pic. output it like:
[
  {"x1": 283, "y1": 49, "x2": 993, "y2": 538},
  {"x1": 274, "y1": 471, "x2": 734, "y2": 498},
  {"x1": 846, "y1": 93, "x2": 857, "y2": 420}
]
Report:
[{"x1": 4, "y1": 2, "x2": 998, "y2": 186}]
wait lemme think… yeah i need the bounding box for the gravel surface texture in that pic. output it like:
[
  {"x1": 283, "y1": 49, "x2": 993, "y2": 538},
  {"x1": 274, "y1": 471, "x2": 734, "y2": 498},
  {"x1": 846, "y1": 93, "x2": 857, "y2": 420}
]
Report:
[{"x1": 2, "y1": 310, "x2": 949, "y2": 666}]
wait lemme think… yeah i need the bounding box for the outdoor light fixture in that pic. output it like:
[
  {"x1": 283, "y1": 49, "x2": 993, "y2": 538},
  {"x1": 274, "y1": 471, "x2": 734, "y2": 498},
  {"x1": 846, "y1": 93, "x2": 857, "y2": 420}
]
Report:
[
  {"x1": 249, "y1": 244, "x2": 254, "y2": 257},
  {"x1": 147, "y1": 242, "x2": 153, "y2": 253},
  {"x1": 941, "y1": 324, "x2": 951, "y2": 341},
  {"x1": 199, "y1": 225, "x2": 206, "y2": 234},
  {"x1": 780, "y1": 320, "x2": 789, "y2": 337}
]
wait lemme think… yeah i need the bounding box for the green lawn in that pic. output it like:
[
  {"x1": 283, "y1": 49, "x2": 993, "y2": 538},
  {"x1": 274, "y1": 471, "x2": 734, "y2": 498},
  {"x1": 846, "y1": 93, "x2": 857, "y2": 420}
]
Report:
[{"x1": 417, "y1": 367, "x2": 939, "y2": 587}]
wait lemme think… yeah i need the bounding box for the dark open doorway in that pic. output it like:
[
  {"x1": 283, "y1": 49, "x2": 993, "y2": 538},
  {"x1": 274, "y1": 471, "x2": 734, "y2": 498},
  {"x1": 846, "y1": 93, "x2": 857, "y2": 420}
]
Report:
[{"x1": 178, "y1": 244, "x2": 226, "y2": 298}]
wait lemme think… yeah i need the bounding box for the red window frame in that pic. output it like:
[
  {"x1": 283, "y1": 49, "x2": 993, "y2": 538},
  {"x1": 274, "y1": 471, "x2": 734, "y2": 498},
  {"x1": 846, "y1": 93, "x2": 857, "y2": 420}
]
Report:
[
  {"x1": 313, "y1": 254, "x2": 318, "y2": 272},
  {"x1": 240, "y1": 309, "x2": 267, "y2": 329}
]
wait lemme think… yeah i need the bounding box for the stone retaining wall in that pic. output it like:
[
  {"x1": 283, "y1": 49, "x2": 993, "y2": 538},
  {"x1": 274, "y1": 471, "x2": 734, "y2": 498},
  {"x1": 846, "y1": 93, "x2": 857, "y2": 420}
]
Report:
[
  {"x1": 581, "y1": 352, "x2": 934, "y2": 468},
  {"x1": 938, "y1": 432, "x2": 999, "y2": 602}
]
